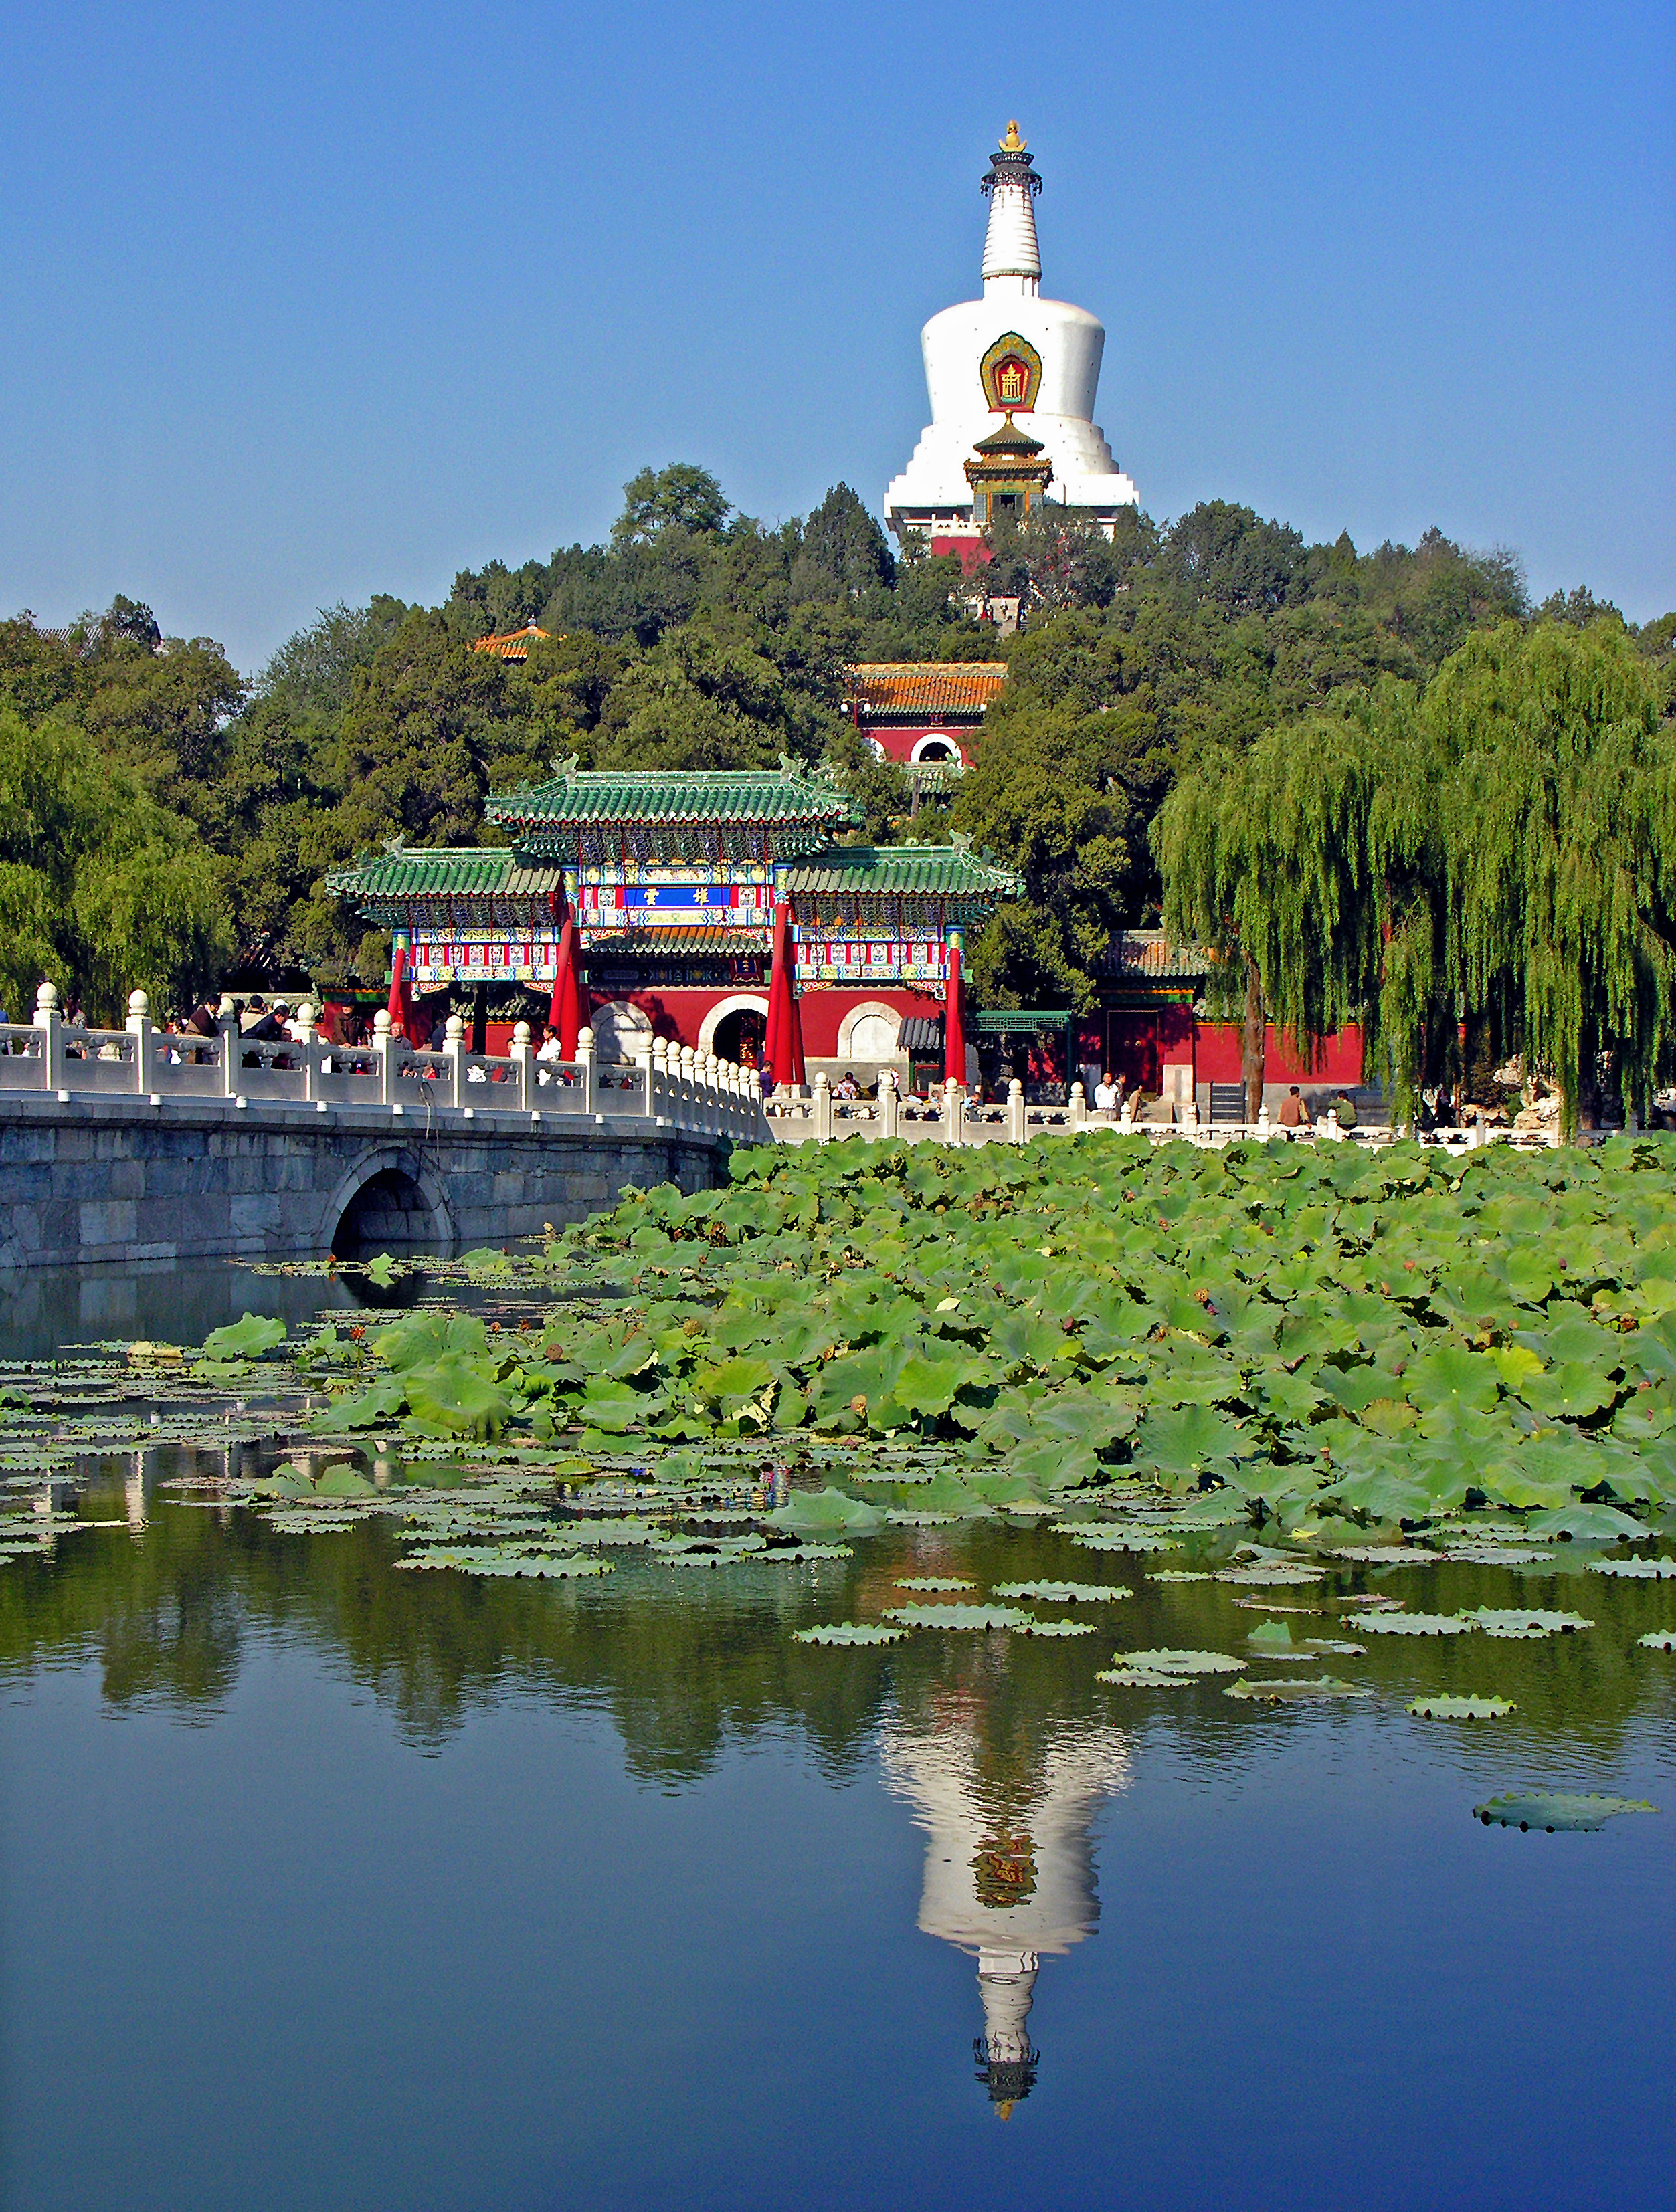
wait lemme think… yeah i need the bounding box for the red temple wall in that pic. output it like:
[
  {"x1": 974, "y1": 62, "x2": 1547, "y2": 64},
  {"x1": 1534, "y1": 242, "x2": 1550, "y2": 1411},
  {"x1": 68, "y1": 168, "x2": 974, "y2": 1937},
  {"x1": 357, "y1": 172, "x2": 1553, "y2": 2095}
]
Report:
[
  {"x1": 929, "y1": 537, "x2": 994, "y2": 575},
  {"x1": 866, "y1": 724, "x2": 975, "y2": 766},
  {"x1": 1194, "y1": 1022, "x2": 1367, "y2": 1085},
  {"x1": 604, "y1": 985, "x2": 943, "y2": 1055}
]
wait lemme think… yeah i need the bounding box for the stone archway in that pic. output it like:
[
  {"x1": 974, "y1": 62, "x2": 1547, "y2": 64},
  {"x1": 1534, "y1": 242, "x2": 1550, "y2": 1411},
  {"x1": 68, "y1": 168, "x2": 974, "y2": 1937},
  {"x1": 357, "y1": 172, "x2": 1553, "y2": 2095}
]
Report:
[
  {"x1": 698, "y1": 993, "x2": 770, "y2": 1059},
  {"x1": 836, "y1": 1001, "x2": 904, "y2": 1059},
  {"x1": 322, "y1": 1148, "x2": 458, "y2": 1257}
]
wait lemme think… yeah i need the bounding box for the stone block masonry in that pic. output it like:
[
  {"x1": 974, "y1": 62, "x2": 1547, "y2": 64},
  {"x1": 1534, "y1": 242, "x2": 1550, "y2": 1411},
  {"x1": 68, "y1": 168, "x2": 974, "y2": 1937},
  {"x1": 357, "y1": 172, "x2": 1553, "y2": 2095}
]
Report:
[{"x1": 0, "y1": 1095, "x2": 727, "y2": 1268}]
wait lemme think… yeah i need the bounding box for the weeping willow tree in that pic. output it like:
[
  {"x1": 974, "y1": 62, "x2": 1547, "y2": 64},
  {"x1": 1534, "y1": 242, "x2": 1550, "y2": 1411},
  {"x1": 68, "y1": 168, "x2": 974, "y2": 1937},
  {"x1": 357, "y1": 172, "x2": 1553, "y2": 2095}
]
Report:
[
  {"x1": 1153, "y1": 695, "x2": 1442, "y2": 1117},
  {"x1": 1426, "y1": 623, "x2": 1676, "y2": 1131},
  {"x1": 0, "y1": 707, "x2": 232, "y2": 1022},
  {"x1": 1154, "y1": 622, "x2": 1676, "y2": 1133}
]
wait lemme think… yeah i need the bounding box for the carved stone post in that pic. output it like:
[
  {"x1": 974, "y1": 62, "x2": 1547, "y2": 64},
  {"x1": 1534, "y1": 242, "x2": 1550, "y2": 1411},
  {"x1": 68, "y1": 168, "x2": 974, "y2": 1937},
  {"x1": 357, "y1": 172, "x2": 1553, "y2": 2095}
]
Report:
[
  {"x1": 35, "y1": 981, "x2": 63, "y2": 1093},
  {"x1": 578, "y1": 1025, "x2": 599, "y2": 1115},
  {"x1": 1068, "y1": 1080, "x2": 1086, "y2": 1129},
  {"x1": 442, "y1": 1013, "x2": 466, "y2": 1109},
  {"x1": 125, "y1": 990, "x2": 153, "y2": 1095},
  {"x1": 211, "y1": 995, "x2": 237, "y2": 1098},
  {"x1": 943, "y1": 1078, "x2": 963, "y2": 1147},
  {"x1": 292, "y1": 1000, "x2": 321, "y2": 1102},
  {"x1": 879, "y1": 1068, "x2": 900, "y2": 1140},
  {"x1": 1008, "y1": 1077, "x2": 1026, "y2": 1144},
  {"x1": 813, "y1": 1069, "x2": 833, "y2": 1144},
  {"x1": 510, "y1": 1019, "x2": 533, "y2": 1111},
  {"x1": 373, "y1": 1008, "x2": 397, "y2": 1108}
]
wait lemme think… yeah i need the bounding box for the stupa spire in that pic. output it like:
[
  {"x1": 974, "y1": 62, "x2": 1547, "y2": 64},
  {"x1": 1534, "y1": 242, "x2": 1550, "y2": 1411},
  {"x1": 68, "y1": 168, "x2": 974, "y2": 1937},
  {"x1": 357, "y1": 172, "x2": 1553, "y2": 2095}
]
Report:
[{"x1": 980, "y1": 121, "x2": 1042, "y2": 296}]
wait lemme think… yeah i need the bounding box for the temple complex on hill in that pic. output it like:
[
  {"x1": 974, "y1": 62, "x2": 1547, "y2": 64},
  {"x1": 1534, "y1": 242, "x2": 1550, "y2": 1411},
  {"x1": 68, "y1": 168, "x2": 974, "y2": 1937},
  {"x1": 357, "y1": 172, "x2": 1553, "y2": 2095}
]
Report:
[{"x1": 884, "y1": 124, "x2": 1138, "y2": 561}]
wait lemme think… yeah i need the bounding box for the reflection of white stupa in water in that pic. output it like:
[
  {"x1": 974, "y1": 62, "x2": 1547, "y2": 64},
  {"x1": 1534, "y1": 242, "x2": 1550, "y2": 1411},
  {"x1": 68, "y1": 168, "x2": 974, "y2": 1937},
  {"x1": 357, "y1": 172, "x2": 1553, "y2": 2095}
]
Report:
[{"x1": 880, "y1": 1701, "x2": 1129, "y2": 2114}]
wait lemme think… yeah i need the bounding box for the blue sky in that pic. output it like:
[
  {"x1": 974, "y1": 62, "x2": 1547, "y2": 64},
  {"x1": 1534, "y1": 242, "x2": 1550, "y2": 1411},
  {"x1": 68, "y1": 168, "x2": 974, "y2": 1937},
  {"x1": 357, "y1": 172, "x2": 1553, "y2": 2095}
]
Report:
[{"x1": 2, "y1": 0, "x2": 1671, "y2": 670}]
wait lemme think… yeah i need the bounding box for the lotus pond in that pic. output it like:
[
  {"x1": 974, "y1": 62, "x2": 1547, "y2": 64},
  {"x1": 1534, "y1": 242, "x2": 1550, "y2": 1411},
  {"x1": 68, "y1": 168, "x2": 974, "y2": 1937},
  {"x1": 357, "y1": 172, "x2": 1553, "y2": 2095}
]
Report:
[{"x1": 3, "y1": 1134, "x2": 1676, "y2": 2209}]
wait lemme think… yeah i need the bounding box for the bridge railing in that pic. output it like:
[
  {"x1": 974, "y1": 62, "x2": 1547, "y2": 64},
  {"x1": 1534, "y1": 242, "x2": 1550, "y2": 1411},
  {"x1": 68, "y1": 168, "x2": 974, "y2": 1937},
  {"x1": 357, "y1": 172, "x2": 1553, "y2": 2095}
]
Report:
[{"x1": 5, "y1": 987, "x2": 768, "y2": 1145}]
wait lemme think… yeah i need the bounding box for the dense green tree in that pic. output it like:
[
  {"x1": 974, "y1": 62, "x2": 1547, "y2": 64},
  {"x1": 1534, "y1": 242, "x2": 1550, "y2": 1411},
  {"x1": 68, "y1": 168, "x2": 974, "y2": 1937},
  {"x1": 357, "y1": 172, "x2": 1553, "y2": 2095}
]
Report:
[
  {"x1": 1155, "y1": 622, "x2": 1676, "y2": 1132},
  {"x1": 790, "y1": 483, "x2": 895, "y2": 601},
  {"x1": 610, "y1": 462, "x2": 732, "y2": 548},
  {"x1": 0, "y1": 706, "x2": 231, "y2": 1020}
]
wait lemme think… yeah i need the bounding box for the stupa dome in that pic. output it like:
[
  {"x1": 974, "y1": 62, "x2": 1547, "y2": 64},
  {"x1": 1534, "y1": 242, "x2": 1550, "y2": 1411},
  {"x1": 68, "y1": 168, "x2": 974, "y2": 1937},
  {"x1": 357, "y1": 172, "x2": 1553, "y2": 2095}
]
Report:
[{"x1": 884, "y1": 126, "x2": 1139, "y2": 551}]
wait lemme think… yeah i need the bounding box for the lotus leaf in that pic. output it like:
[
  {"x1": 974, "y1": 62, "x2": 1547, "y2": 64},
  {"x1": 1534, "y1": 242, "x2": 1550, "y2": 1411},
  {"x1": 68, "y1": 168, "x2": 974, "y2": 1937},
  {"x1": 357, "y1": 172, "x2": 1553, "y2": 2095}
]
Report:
[
  {"x1": 199, "y1": 1312, "x2": 288, "y2": 1359},
  {"x1": 990, "y1": 1581, "x2": 1133, "y2": 1603},
  {"x1": 1473, "y1": 1792, "x2": 1657, "y2": 1831},
  {"x1": 1526, "y1": 1503, "x2": 1645, "y2": 1542},
  {"x1": 1217, "y1": 1563, "x2": 1325, "y2": 1586},
  {"x1": 1063, "y1": 1526, "x2": 1182, "y2": 1553},
  {"x1": 315, "y1": 1468, "x2": 377, "y2": 1498},
  {"x1": 1118, "y1": 1647, "x2": 1247, "y2": 1675},
  {"x1": 1457, "y1": 1607, "x2": 1593, "y2": 1638},
  {"x1": 1096, "y1": 1667, "x2": 1194, "y2": 1688},
  {"x1": 1407, "y1": 1694, "x2": 1515, "y2": 1718},
  {"x1": 884, "y1": 1603, "x2": 1031, "y2": 1630},
  {"x1": 1519, "y1": 1363, "x2": 1620, "y2": 1421},
  {"x1": 403, "y1": 1359, "x2": 520, "y2": 1440},
  {"x1": 1328, "y1": 1544, "x2": 1434, "y2": 1565},
  {"x1": 1346, "y1": 1611, "x2": 1474, "y2": 1635},
  {"x1": 1151, "y1": 1569, "x2": 1214, "y2": 1583},
  {"x1": 1224, "y1": 1675, "x2": 1370, "y2": 1702},
  {"x1": 1014, "y1": 1618, "x2": 1098, "y2": 1637},
  {"x1": 766, "y1": 1486, "x2": 884, "y2": 1536},
  {"x1": 794, "y1": 1623, "x2": 905, "y2": 1645},
  {"x1": 1589, "y1": 1556, "x2": 1676, "y2": 1578},
  {"x1": 1636, "y1": 1629, "x2": 1676, "y2": 1650},
  {"x1": 895, "y1": 1575, "x2": 975, "y2": 1592},
  {"x1": 1135, "y1": 1404, "x2": 1248, "y2": 1472}
]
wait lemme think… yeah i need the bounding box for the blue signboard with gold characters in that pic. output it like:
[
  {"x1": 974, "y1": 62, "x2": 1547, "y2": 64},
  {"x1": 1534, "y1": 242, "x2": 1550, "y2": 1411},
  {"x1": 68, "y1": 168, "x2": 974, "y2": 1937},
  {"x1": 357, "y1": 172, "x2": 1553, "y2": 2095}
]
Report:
[{"x1": 579, "y1": 882, "x2": 773, "y2": 930}]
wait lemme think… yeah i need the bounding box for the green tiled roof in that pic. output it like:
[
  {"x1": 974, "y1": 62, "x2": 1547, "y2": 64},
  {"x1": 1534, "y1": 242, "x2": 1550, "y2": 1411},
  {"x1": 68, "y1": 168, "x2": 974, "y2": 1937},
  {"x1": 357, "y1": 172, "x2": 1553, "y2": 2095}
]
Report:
[
  {"x1": 324, "y1": 847, "x2": 563, "y2": 912},
  {"x1": 776, "y1": 845, "x2": 1023, "y2": 900},
  {"x1": 487, "y1": 761, "x2": 861, "y2": 831}
]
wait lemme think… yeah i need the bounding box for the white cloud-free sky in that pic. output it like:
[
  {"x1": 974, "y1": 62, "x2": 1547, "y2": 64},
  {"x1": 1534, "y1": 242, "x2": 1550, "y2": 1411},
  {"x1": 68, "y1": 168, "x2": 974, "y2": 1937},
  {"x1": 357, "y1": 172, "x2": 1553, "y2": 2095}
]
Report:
[{"x1": 2, "y1": 0, "x2": 1671, "y2": 670}]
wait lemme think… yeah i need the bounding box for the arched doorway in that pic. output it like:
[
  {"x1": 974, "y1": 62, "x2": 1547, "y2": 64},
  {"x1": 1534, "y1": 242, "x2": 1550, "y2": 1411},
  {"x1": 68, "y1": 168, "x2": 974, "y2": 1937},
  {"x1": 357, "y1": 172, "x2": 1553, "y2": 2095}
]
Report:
[
  {"x1": 837, "y1": 1001, "x2": 904, "y2": 1059},
  {"x1": 911, "y1": 732, "x2": 963, "y2": 765},
  {"x1": 589, "y1": 999, "x2": 654, "y2": 1062},
  {"x1": 698, "y1": 993, "x2": 770, "y2": 1062}
]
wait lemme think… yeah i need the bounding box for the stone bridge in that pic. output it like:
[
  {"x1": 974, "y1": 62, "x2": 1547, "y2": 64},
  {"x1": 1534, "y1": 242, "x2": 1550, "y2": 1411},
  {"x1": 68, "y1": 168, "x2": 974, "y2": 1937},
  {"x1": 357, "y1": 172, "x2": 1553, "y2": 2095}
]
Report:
[{"x1": 0, "y1": 990, "x2": 761, "y2": 1268}]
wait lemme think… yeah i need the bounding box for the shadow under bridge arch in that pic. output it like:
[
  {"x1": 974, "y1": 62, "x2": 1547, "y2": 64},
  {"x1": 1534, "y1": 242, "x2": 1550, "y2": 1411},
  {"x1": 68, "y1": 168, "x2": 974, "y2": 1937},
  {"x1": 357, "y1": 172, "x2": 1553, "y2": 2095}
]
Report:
[{"x1": 324, "y1": 1147, "x2": 459, "y2": 1258}]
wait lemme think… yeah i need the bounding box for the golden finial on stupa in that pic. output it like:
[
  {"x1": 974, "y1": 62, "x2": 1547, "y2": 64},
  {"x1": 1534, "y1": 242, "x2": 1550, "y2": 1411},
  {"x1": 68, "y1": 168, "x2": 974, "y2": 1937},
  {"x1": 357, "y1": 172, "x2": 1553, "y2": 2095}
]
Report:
[{"x1": 1001, "y1": 120, "x2": 1026, "y2": 150}]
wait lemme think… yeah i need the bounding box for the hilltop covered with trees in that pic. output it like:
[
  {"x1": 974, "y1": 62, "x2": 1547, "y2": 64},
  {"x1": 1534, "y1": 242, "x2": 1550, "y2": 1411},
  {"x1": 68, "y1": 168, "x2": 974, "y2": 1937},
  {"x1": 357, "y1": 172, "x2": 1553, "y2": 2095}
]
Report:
[{"x1": 0, "y1": 466, "x2": 1669, "y2": 1054}]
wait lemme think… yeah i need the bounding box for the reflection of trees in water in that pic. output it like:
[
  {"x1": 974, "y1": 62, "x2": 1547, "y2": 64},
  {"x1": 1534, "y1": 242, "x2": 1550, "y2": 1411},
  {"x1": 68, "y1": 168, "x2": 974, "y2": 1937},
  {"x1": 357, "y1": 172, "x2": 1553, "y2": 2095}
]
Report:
[
  {"x1": 3, "y1": 1463, "x2": 1665, "y2": 1779},
  {"x1": 882, "y1": 1668, "x2": 1131, "y2": 2116}
]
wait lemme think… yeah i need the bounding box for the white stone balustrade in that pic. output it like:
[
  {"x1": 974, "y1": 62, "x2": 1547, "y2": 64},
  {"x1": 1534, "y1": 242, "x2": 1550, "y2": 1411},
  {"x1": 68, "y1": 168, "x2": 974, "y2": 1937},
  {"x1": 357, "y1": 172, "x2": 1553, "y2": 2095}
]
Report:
[{"x1": 0, "y1": 981, "x2": 767, "y2": 1146}]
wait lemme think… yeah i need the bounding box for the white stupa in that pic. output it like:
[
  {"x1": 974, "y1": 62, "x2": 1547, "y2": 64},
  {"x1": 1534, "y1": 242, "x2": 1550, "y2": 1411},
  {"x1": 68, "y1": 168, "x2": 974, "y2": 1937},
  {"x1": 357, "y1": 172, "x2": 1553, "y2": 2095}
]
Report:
[
  {"x1": 884, "y1": 123, "x2": 1139, "y2": 550},
  {"x1": 880, "y1": 1705, "x2": 1131, "y2": 2115}
]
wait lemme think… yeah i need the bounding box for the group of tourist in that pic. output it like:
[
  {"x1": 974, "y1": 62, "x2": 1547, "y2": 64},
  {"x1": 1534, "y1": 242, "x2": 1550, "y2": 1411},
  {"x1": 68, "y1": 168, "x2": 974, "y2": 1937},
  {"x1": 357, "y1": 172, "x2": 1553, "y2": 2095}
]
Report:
[{"x1": 1091, "y1": 1072, "x2": 1361, "y2": 1131}]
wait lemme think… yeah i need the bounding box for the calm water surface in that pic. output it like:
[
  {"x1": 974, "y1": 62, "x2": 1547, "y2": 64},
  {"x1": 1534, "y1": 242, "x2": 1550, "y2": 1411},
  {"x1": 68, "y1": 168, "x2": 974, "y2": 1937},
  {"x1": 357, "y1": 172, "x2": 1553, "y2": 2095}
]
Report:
[{"x1": 1, "y1": 1265, "x2": 1673, "y2": 2211}]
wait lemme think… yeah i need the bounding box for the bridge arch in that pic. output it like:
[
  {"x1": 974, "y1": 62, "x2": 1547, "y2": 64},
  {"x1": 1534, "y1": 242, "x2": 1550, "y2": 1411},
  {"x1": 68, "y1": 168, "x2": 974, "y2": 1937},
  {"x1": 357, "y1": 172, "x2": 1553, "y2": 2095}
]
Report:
[{"x1": 322, "y1": 1146, "x2": 458, "y2": 1258}]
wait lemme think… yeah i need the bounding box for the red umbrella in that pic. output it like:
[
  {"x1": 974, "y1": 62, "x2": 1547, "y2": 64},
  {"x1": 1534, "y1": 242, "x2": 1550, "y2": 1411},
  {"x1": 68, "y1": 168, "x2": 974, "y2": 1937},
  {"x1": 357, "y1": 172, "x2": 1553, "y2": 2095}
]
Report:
[
  {"x1": 944, "y1": 940, "x2": 967, "y2": 1089},
  {"x1": 386, "y1": 938, "x2": 415, "y2": 1041},
  {"x1": 549, "y1": 914, "x2": 586, "y2": 1056},
  {"x1": 764, "y1": 900, "x2": 806, "y2": 1090}
]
